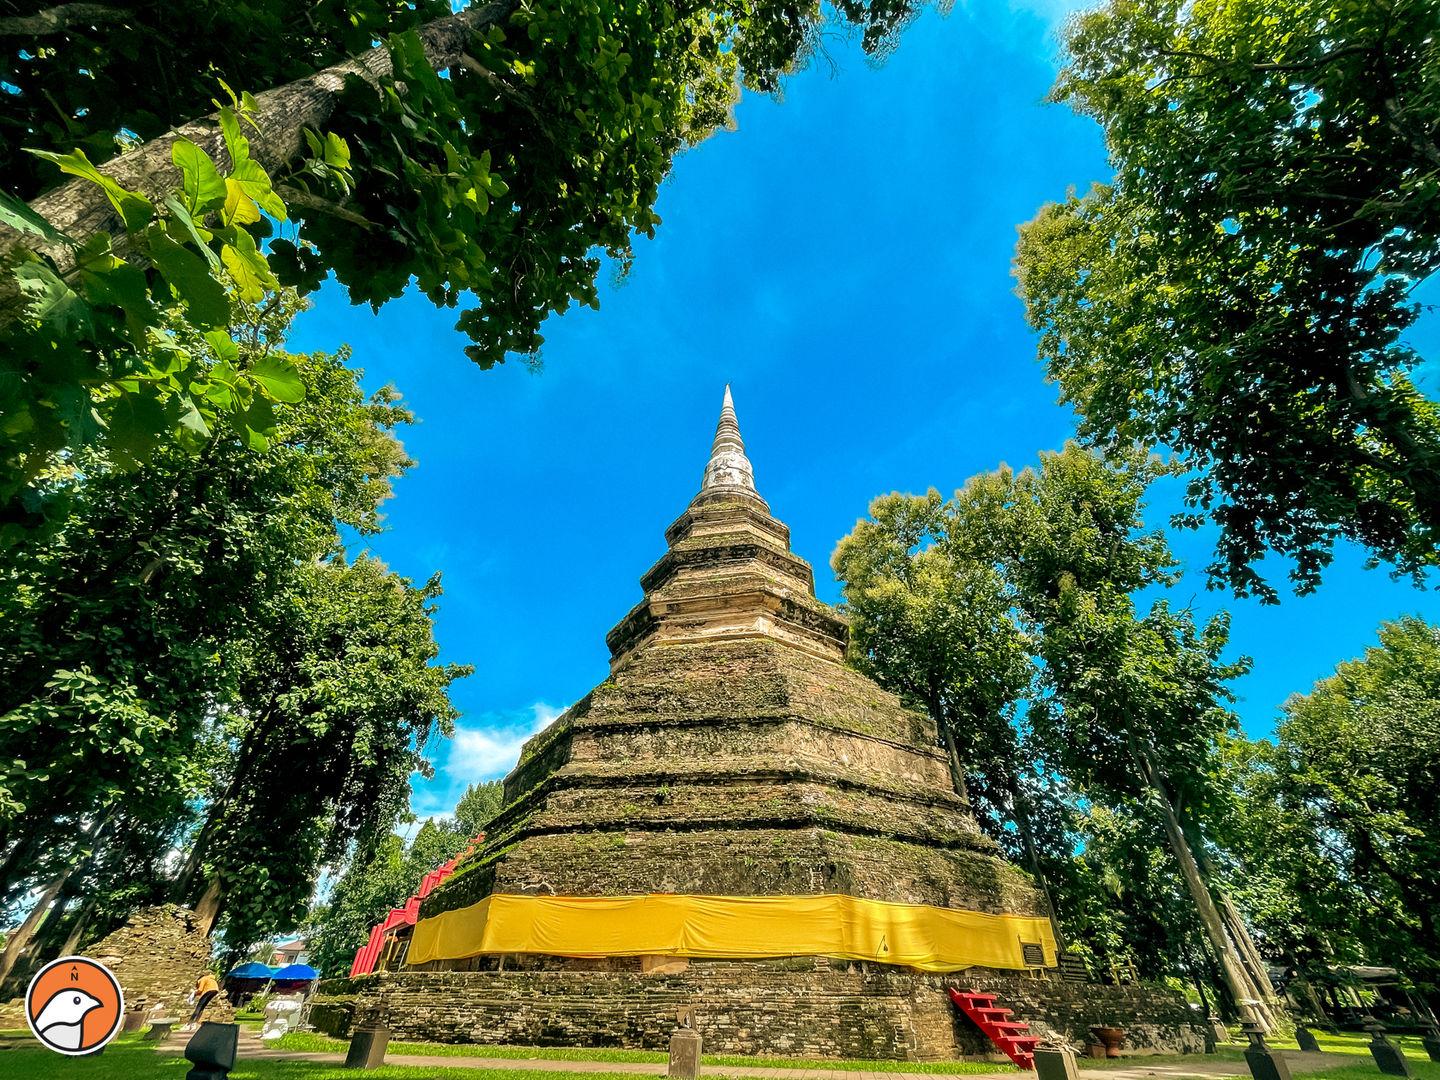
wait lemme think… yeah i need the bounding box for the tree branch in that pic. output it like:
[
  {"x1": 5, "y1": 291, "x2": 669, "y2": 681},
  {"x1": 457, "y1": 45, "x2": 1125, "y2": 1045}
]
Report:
[
  {"x1": 458, "y1": 52, "x2": 556, "y2": 143},
  {"x1": 1158, "y1": 42, "x2": 1375, "y2": 76},
  {"x1": 0, "y1": 0, "x2": 517, "y2": 289},
  {"x1": 0, "y1": 3, "x2": 125, "y2": 36},
  {"x1": 275, "y1": 185, "x2": 375, "y2": 229}
]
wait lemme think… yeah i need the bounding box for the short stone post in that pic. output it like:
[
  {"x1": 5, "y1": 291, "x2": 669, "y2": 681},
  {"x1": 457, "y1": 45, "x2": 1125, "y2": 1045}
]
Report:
[
  {"x1": 1242, "y1": 1020, "x2": 1292, "y2": 1080},
  {"x1": 1421, "y1": 1016, "x2": 1440, "y2": 1063},
  {"x1": 1033, "y1": 1041, "x2": 1080, "y2": 1080},
  {"x1": 1208, "y1": 1016, "x2": 1230, "y2": 1046},
  {"x1": 1294, "y1": 1026, "x2": 1321, "y2": 1053},
  {"x1": 1365, "y1": 1018, "x2": 1411, "y2": 1078},
  {"x1": 344, "y1": 1025, "x2": 390, "y2": 1070},
  {"x1": 669, "y1": 1006, "x2": 701, "y2": 1080}
]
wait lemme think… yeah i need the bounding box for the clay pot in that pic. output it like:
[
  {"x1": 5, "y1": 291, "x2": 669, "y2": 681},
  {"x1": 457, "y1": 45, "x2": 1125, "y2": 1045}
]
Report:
[{"x1": 1091, "y1": 1026, "x2": 1126, "y2": 1058}]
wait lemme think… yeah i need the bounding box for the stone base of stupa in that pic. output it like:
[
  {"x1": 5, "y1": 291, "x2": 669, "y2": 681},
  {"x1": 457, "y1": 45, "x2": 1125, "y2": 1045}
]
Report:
[{"x1": 312, "y1": 958, "x2": 1204, "y2": 1060}]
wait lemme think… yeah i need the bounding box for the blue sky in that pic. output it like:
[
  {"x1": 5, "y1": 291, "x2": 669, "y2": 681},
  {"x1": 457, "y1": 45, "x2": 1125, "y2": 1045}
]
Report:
[{"x1": 287, "y1": 0, "x2": 1440, "y2": 821}]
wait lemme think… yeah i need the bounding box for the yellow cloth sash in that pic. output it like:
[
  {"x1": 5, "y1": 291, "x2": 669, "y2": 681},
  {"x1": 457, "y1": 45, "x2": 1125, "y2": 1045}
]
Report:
[{"x1": 407, "y1": 893, "x2": 1056, "y2": 972}]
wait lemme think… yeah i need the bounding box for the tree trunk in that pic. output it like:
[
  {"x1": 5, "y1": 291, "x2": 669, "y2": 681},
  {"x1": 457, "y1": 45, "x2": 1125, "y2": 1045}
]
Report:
[
  {"x1": 0, "y1": 0, "x2": 517, "y2": 295},
  {"x1": 1219, "y1": 890, "x2": 1279, "y2": 999},
  {"x1": 1136, "y1": 746, "x2": 1276, "y2": 1033},
  {"x1": 1189, "y1": 836, "x2": 1282, "y2": 1009},
  {"x1": 192, "y1": 878, "x2": 223, "y2": 936},
  {"x1": 55, "y1": 894, "x2": 99, "y2": 959},
  {"x1": 0, "y1": 5, "x2": 126, "y2": 37},
  {"x1": 0, "y1": 871, "x2": 69, "y2": 984},
  {"x1": 0, "y1": 834, "x2": 39, "y2": 904},
  {"x1": 1008, "y1": 776, "x2": 1067, "y2": 952},
  {"x1": 939, "y1": 724, "x2": 970, "y2": 803},
  {"x1": 0, "y1": 807, "x2": 113, "y2": 981},
  {"x1": 925, "y1": 686, "x2": 970, "y2": 802}
]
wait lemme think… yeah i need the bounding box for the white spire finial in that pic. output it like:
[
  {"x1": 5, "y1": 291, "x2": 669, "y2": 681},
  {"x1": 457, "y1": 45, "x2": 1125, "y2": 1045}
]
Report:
[{"x1": 701, "y1": 384, "x2": 756, "y2": 492}]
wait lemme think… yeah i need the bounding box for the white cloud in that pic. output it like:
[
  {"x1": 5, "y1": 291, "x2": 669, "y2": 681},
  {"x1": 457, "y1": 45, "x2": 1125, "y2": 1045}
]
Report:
[
  {"x1": 447, "y1": 702, "x2": 565, "y2": 779},
  {"x1": 410, "y1": 701, "x2": 565, "y2": 819}
]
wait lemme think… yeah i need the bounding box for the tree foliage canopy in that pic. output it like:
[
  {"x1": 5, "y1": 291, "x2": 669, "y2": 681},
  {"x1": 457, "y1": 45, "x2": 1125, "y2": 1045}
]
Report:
[
  {"x1": 831, "y1": 489, "x2": 1031, "y2": 839},
  {"x1": 0, "y1": 295, "x2": 465, "y2": 963},
  {"x1": 1219, "y1": 617, "x2": 1440, "y2": 985},
  {"x1": 1015, "y1": 0, "x2": 1440, "y2": 601},
  {"x1": 1, "y1": 0, "x2": 926, "y2": 526},
  {"x1": 834, "y1": 445, "x2": 1260, "y2": 1002}
]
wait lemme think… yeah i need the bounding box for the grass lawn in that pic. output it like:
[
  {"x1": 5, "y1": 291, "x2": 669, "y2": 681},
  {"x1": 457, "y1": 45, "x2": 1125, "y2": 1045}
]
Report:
[
  {"x1": 0, "y1": 1033, "x2": 790, "y2": 1080},
  {"x1": 1059, "y1": 1027, "x2": 1439, "y2": 1074},
  {"x1": 4, "y1": 1025, "x2": 1435, "y2": 1080},
  {"x1": 273, "y1": 1031, "x2": 1011, "y2": 1073}
]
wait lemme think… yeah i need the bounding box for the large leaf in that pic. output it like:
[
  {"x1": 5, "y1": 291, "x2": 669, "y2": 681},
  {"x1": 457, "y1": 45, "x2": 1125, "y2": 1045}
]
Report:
[
  {"x1": 172, "y1": 139, "x2": 227, "y2": 215},
  {"x1": 148, "y1": 230, "x2": 230, "y2": 327},
  {"x1": 220, "y1": 227, "x2": 276, "y2": 304},
  {"x1": 249, "y1": 356, "x2": 305, "y2": 404},
  {"x1": 106, "y1": 391, "x2": 167, "y2": 463},
  {"x1": 15, "y1": 263, "x2": 92, "y2": 336},
  {"x1": 203, "y1": 330, "x2": 240, "y2": 364},
  {"x1": 229, "y1": 158, "x2": 287, "y2": 221},
  {"x1": 0, "y1": 190, "x2": 72, "y2": 245},
  {"x1": 164, "y1": 197, "x2": 219, "y2": 269},
  {"x1": 28, "y1": 148, "x2": 154, "y2": 232},
  {"x1": 222, "y1": 178, "x2": 262, "y2": 226}
]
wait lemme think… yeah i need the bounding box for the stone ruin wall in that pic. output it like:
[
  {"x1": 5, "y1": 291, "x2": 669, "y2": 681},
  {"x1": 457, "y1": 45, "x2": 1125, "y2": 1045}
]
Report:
[
  {"x1": 86, "y1": 904, "x2": 234, "y2": 1021},
  {"x1": 310, "y1": 959, "x2": 1204, "y2": 1061}
]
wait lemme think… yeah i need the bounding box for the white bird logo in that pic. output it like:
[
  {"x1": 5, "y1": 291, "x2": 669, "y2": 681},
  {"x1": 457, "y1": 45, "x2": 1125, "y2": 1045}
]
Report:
[{"x1": 33, "y1": 988, "x2": 102, "y2": 1050}]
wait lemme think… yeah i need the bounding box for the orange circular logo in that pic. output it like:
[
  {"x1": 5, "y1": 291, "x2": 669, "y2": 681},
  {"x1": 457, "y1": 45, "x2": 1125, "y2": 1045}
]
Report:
[{"x1": 25, "y1": 955, "x2": 124, "y2": 1056}]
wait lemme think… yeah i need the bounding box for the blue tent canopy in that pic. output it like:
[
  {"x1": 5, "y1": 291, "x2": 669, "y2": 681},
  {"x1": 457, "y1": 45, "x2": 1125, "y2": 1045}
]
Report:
[
  {"x1": 226, "y1": 962, "x2": 275, "y2": 980},
  {"x1": 271, "y1": 963, "x2": 319, "y2": 981}
]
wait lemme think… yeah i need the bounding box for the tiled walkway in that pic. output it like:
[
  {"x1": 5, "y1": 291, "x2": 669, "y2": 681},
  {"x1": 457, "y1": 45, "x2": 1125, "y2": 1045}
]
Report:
[{"x1": 155, "y1": 1030, "x2": 1348, "y2": 1080}]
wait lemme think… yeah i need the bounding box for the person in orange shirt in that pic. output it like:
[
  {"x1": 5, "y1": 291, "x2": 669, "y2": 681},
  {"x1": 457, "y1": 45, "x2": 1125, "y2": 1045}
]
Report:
[{"x1": 188, "y1": 971, "x2": 220, "y2": 1026}]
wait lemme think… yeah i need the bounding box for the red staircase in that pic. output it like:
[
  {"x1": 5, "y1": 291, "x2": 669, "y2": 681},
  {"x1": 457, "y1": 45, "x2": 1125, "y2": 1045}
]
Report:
[{"x1": 947, "y1": 987, "x2": 1039, "y2": 1069}]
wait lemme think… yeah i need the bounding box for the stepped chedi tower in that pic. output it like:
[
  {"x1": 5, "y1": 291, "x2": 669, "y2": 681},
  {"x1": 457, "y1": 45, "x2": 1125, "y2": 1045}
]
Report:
[{"x1": 333, "y1": 388, "x2": 1203, "y2": 1061}]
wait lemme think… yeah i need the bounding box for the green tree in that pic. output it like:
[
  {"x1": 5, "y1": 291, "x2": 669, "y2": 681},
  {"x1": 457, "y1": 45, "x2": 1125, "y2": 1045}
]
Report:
[
  {"x1": 0, "y1": 0, "x2": 927, "y2": 521},
  {"x1": 178, "y1": 555, "x2": 468, "y2": 955},
  {"x1": 307, "y1": 781, "x2": 505, "y2": 977},
  {"x1": 454, "y1": 780, "x2": 506, "y2": 838},
  {"x1": 0, "y1": 295, "x2": 464, "y2": 968},
  {"x1": 306, "y1": 833, "x2": 409, "y2": 979},
  {"x1": 1253, "y1": 618, "x2": 1440, "y2": 985},
  {"x1": 989, "y1": 445, "x2": 1278, "y2": 1027},
  {"x1": 835, "y1": 444, "x2": 1281, "y2": 1025},
  {"x1": 831, "y1": 489, "x2": 1032, "y2": 837},
  {"x1": 1014, "y1": 0, "x2": 1440, "y2": 601},
  {"x1": 1207, "y1": 735, "x2": 1371, "y2": 1003}
]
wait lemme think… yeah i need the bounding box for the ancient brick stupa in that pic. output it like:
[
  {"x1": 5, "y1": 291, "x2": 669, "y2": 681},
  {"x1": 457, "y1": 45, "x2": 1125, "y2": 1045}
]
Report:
[{"x1": 334, "y1": 389, "x2": 1201, "y2": 1060}]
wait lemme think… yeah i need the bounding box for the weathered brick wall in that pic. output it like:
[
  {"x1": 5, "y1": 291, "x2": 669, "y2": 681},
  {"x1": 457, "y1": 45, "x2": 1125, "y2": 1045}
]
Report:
[
  {"x1": 313, "y1": 960, "x2": 1202, "y2": 1060},
  {"x1": 87, "y1": 904, "x2": 235, "y2": 1021}
]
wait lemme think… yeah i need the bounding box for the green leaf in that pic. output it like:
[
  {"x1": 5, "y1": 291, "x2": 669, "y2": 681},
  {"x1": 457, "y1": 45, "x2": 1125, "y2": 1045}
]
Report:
[
  {"x1": 28, "y1": 148, "x2": 154, "y2": 232},
  {"x1": 249, "y1": 355, "x2": 305, "y2": 404},
  {"x1": 219, "y1": 226, "x2": 277, "y2": 304},
  {"x1": 106, "y1": 392, "x2": 167, "y2": 463},
  {"x1": 203, "y1": 330, "x2": 239, "y2": 363},
  {"x1": 15, "y1": 262, "x2": 92, "y2": 336},
  {"x1": 79, "y1": 262, "x2": 149, "y2": 322},
  {"x1": 0, "y1": 190, "x2": 73, "y2": 245},
  {"x1": 217, "y1": 106, "x2": 250, "y2": 168},
  {"x1": 171, "y1": 139, "x2": 227, "y2": 215},
  {"x1": 176, "y1": 394, "x2": 212, "y2": 437},
  {"x1": 323, "y1": 132, "x2": 351, "y2": 170},
  {"x1": 147, "y1": 229, "x2": 230, "y2": 327},
  {"x1": 164, "y1": 197, "x2": 219, "y2": 269},
  {"x1": 222, "y1": 178, "x2": 261, "y2": 226},
  {"x1": 229, "y1": 158, "x2": 287, "y2": 221}
]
